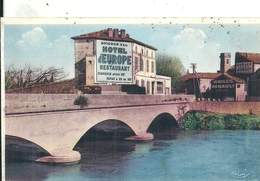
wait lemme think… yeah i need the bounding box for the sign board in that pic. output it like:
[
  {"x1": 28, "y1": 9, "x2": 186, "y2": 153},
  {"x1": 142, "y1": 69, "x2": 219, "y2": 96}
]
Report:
[
  {"x1": 211, "y1": 79, "x2": 235, "y2": 89},
  {"x1": 95, "y1": 40, "x2": 133, "y2": 83},
  {"x1": 236, "y1": 62, "x2": 253, "y2": 74}
]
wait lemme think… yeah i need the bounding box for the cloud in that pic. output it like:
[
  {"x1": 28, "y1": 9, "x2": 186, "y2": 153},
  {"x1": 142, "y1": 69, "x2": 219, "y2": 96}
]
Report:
[
  {"x1": 167, "y1": 28, "x2": 222, "y2": 73},
  {"x1": 22, "y1": 27, "x2": 47, "y2": 42},
  {"x1": 12, "y1": 27, "x2": 75, "y2": 78},
  {"x1": 173, "y1": 28, "x2": 207, "y2": 49},
  {"x1": 16, "y1": 27, "x2": 49, "y2": 48}
]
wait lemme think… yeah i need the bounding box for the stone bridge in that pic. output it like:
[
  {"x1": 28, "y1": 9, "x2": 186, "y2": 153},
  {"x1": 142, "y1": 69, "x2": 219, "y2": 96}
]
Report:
[{"x1": 5, "y1": 94, "x2": 260, "y2": 164}]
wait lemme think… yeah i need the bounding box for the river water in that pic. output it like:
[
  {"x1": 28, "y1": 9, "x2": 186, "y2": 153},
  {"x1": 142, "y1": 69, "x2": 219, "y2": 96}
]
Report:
[{"x1": 5, "y1": 130, "x2": 260, "y2": 181}]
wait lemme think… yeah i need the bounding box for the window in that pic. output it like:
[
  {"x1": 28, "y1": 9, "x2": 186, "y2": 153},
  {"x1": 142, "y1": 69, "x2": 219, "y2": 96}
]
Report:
[
  {"x1": 147, "y1": 81, "x2": 150, "y2": 94},
  {"x1": 237, "y1": 84, "x2": 240, "y2": 88},
  {"x1": 135, "y1": 57, "x2": 139, "y2": 70},
  {"x1": 141, "y1": 49, "x2": 143, "y2": 55},
  {"x1": 151, "y1": 51, "x2": 153, "y2": 58},
  {"x1": 136, "y1": 79, "x2": 139, "y2": 86},
  {"x1": 157, "y1": 82, "x2": 163, "y2": 94},
  {"x1": 140, "y1": 59, "x2": 143, "y2": 71},
  {"x1": 146, "y1": 60, "x2": 149, "y2": 72},
  {"x1": 141, "y1": 79, "x2": 145, "y2": 87},
  {"x1": 151, "y1": 61, "x2": 154, "y2": 73},
  {"x1": 135, "y1": 46, "x2": 137, "y2": 53},
  {"x1": 146, "y1": 50, "x2": 148, "y2": 56}
]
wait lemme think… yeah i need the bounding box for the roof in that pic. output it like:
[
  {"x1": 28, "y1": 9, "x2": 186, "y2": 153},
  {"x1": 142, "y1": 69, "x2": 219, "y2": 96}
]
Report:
[
  {"x1": 213, "y1": 73, "x2": 245, "y2": 84},
  {"x1": 181, "y1": 72, "x2": 245, "y2": 84},
  {"x1": 71, "y1": 28, "x2": 157, "y2": 50},
  {"x1": 236, "y1": 52, "x2": 260, "y2": 64},
  {"x1": 181, "y1": 73, "x2": 222, "y2": 82}
]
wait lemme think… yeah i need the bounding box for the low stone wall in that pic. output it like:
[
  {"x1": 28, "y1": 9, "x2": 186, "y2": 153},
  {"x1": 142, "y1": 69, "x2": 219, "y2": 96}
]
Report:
[
  {"x1": 190, "y1": 101, "x2": 260, "y2": 115},
  {"x1": 5, "y1": 79, "x2": 76, "y2": 94},
  {"x1": 5, "y1": 94, "x2": 195, "y2": 114}
]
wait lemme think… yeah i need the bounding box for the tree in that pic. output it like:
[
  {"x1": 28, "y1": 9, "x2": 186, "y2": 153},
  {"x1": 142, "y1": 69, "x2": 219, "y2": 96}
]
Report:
[
  {"x1": 5, "y1": 64, "x2": 69, "y2": 90},
  {"x1": 5, "y1": 71, "x2": 18, "y2": 90},
  {"x1": 156, "y1": 53, "x2": 185, "y2": 92}
]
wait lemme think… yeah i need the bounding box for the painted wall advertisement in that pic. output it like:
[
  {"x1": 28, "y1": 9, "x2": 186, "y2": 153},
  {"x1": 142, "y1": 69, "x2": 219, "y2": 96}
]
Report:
[
  {"x1": 236, "y1": 62, "x2": 253, "y2": 74},
  {"x1": 95, "y1": 40, "x2": 133, "y2": 83},
  {"x1": 211, "y1": 79, "x2": 235, "y2": 89}
]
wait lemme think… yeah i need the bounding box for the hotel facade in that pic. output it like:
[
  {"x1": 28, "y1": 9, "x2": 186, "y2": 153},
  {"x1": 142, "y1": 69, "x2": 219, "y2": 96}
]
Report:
[{"x1": 71, "y1": 28, "x2": 171, "y2": 95}]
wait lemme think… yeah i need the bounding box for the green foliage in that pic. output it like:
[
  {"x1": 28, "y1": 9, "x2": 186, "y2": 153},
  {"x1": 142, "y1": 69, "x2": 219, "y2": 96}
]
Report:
[
  {"x1": 224, "y1": 114, "x2": 260, "y2": 130},
  {"x1": 181, "y1": 111, "x2": 260, "y2": 130},
  {"x1": 74, "y1": 95, "x2": 89, "y2": 108},
  {"x1": 156, "y1": 53, "x2": 185, "y2": 92},
  {"x1": 206, "y1": 115, "x2": 225, "y2": 130},
  {"x1": 181, "y1": 111, "x2": 202, "y2": 130}
]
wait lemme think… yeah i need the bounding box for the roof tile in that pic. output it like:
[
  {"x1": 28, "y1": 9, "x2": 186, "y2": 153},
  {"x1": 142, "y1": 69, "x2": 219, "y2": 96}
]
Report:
[
  {"x1": 181, "y1": 73, "x2": 222, "y2": 82},
  {"x1": 236, "y1": 52, "x2": 260, "y2": 64}
]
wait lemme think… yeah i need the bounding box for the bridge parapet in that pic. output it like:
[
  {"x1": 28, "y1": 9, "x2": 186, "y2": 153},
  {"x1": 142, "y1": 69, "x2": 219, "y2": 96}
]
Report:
[
  {"x1": 5, "y1": 94, "x2": 195, "y2": 114},
  {"x1": 190, "y1": 101, "x2": 260, "y2": 115}
]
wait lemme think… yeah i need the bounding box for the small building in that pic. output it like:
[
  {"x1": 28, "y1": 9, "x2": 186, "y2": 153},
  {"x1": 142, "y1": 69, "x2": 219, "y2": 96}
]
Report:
[
  {"x1": 71, "y1": 28, "x2": 171, "y2": 95},
  {"x1": 235, "y1": 52, "x2": 260, "y2": 76},
  {"x1": 211, "y1": 73, "x2": 246, "y2": 101},
  {"x1": 234, "y1": 52, "x2": 260, "y2": 101},
  {"x1": 181, "y1": 73, "x2": 221, "y2": 99},
  {"x1": 248, "y1": 69, "x2": 260, "y2": 101}
]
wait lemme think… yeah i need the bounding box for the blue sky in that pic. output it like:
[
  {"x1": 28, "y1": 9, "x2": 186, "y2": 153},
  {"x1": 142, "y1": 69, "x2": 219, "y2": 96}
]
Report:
[{"x1": 4, "y1": 19, "x2": 260, "y2": 79}]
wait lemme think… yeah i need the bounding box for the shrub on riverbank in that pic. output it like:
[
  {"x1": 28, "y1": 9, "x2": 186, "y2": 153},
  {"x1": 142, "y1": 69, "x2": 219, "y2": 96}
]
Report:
[{"x1": 181, "y1": 111, "x2": 260, "y2": 130}]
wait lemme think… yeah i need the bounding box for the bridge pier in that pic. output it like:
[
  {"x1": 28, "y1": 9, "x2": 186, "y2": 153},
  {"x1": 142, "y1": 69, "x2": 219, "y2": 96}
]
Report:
[
  {"x1": 36, "y1": 150, "x2": 81, "y2": 164},
  {"x1": 125, "y1": 132, "x2": 154, "y2": 141}
]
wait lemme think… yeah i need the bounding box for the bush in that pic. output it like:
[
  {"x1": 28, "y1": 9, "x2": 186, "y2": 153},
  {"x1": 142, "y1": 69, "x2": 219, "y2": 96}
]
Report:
[
  {"x1": 181, "y1": 111, "x2": 201, "y2": 130},
  {"x1": 181, "y1": 111, "x2": 260, "y2": 130},
  {"x1": 74, "y1": 95, "x2": 89, "y2": 108},
  {"x1": 206, "y1": 116, "x2": 225, "y2": 130},
  {"x1": 223, "y1": 114, "x2": 260, "y2": 130}
]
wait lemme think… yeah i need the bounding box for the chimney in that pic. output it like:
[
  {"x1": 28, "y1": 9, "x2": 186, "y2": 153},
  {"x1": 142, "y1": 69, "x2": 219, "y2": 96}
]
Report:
[
  {"x1": 120, "y1": 29, "x2": 125, "y2": 38},
  {"x1": 113, "y1": 29, "x2": 119, "y2": 38},
  {"x1": 108, "y1": 28, "x2": 113, "y2": 37}
]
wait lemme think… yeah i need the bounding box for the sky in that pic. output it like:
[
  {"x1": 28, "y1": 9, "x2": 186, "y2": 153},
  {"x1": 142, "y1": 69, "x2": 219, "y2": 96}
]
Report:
[
  {"x1": 2, "y1": 1, "x2": 260, "y2": 79},
  {"x1": 3, "y1": 18, "x2": 260, "y2": 79}
]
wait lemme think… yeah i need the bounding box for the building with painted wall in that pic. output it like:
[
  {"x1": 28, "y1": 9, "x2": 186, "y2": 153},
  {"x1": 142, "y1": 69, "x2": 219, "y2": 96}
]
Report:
[
  {"x1": 181, "y1": 73, "x2": 221, "y2": 99},
  {"x1": 71, "y1": 28, "x2": 171, "y2": 95},
  {"x1": 211, "y1": 74, "x2": 246, "y2": 101},
  {"x1": 181, "y1": 52, "x2": 260, "y2": 101}
]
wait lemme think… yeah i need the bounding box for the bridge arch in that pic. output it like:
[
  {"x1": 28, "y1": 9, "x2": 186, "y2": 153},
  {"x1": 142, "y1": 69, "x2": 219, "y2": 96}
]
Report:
[
  {"x1": 74, "y1": 119, "x2": 136, "y2": 145},
  {"x1": 147, "y1": 112, "x2": 179, "y2": 133},
  {"x1": 5, "y1": 135, "x2": 50, "y2": 162}
]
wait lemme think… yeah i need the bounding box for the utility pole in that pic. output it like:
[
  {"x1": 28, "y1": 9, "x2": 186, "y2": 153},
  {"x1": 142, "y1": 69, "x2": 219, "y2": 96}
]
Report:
[{"x1": 190, "y1": 63, "x2": 197, "y2": 96}]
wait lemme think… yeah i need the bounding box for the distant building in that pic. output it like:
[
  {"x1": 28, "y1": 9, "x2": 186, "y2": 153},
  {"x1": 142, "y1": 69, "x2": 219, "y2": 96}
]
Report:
[
  {"x1": 235, "y1": 52, "x2": 260, "y2": 76},
  {"x1": 181, "y1": 73, "x2": 221, "y2": 99},
  {"x1": 211, "y1": 74, "x2": 245, "y2": 101},
  {"x1": 181, "y1": 52, "x2": 260, "y2": 101},
  {"x1": 71, "y1": 28, "x2": 171, "y2": 95},
  {"x1": 234, "y1": 52, "x2": 260, "y2": 101}
]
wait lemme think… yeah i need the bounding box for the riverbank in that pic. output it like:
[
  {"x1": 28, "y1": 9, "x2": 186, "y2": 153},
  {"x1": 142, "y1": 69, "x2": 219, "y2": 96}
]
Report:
[{"x1": 181, "y1": 111, "x2": 260, "y2": 130}]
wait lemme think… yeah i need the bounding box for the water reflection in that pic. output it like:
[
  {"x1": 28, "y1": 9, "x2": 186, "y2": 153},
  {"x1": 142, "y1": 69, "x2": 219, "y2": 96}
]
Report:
[
  {"x1": 75, "y1": 141, "x2": 136, "y2": 175},
  {"x1": 5, "y1": 136, "x2": 49, "y2": 162}
]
